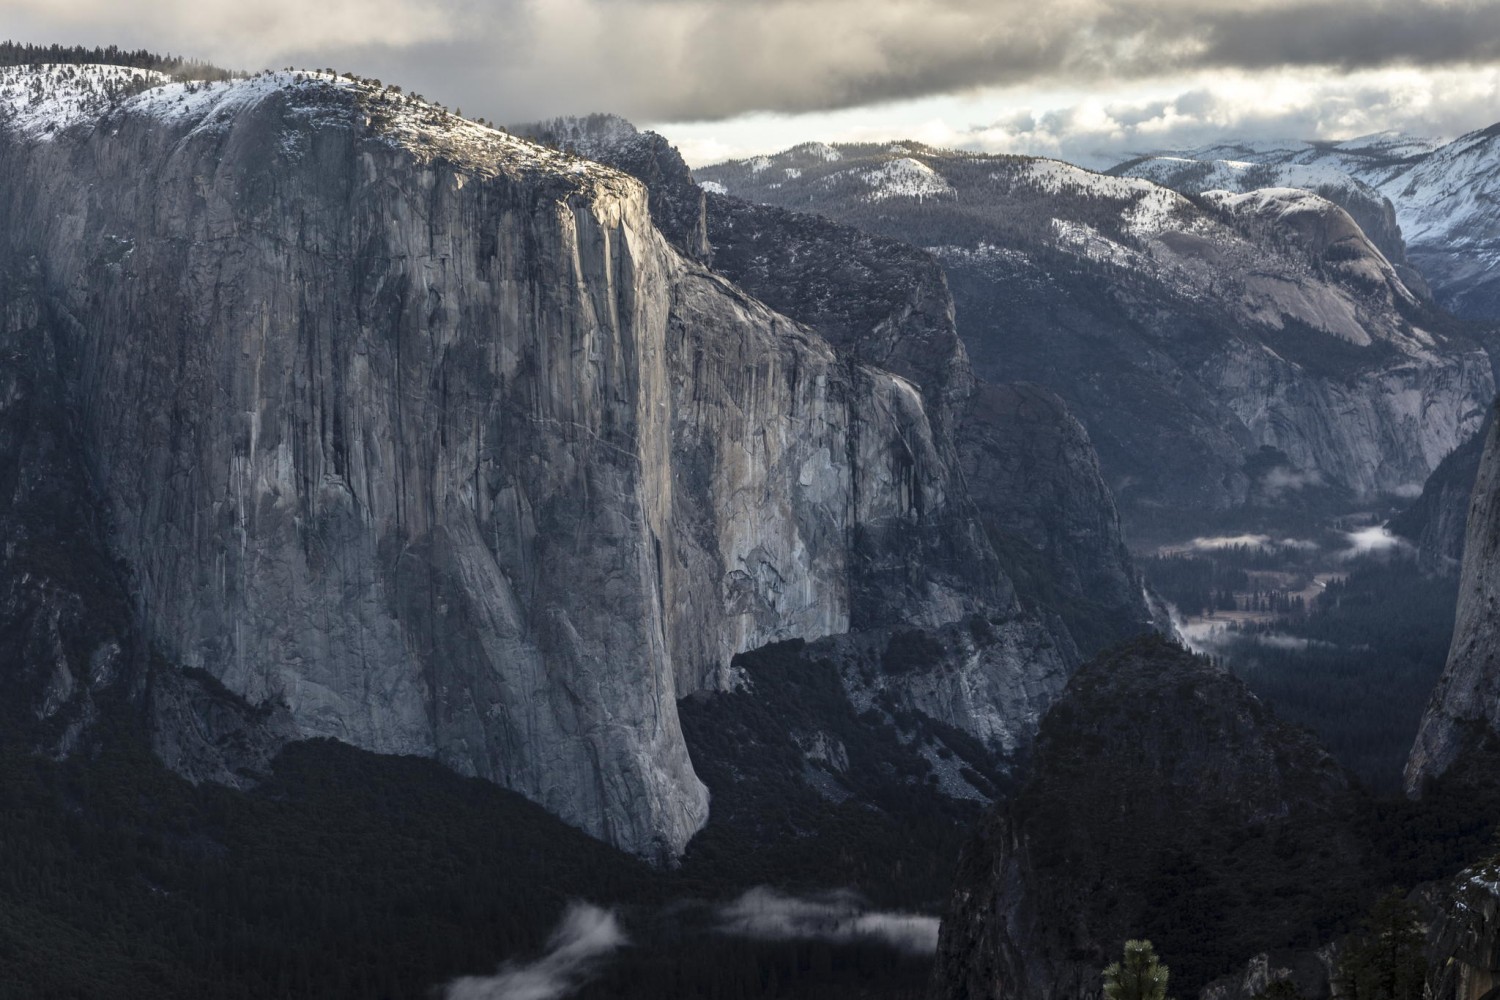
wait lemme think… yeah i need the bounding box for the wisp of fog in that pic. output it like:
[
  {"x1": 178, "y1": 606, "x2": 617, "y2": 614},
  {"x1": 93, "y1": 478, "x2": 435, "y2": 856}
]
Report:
[
  {"x1": 444, "y1": 903, "x2": 625, "y2": 1000},
  {"x1": 716, "y1": 887, "x2": 940, "y2": 955}
]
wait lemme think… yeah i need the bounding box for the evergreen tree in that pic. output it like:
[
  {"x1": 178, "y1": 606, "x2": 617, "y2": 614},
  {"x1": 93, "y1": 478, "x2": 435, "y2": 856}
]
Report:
[
  {"x1": 1336, "y1": 891, "x2": 1426, "y2": 1000},
  {"x1": 1253, "y1": 979, "x2": 1305, "y2": 1000},
  {"x1": 1104, "y1": 940, "x2": 1170, "y2": 1000}
]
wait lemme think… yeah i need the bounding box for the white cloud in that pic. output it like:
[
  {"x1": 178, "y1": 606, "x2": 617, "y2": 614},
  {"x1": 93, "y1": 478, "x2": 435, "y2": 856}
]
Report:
[
  {"x1": 657, "y1": 65, "x2": 1500, "y2": 168},
  {"x1": 10, "y1": 0, "x2": 1500, "y2": 132}
]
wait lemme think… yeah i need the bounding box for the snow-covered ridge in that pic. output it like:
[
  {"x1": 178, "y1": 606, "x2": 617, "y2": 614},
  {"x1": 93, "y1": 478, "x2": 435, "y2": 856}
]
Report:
[
  {"x1": 1011, "y1": 159, "x2": 1187, "y2": 235},
  {"x1": 0, "y1": 65, "x2": 611, "y2": 182},
  {"x1": 0, "y1": 64, "x2": 169, "y2": 138},
  {"x1": 1202, "y1": 186, "x2": 1337, "y2": 220},
  {"x1": 1019, "y1": 158, "x2": 1160, "y2": 199},
  {"x1": 1123, "y1": 128, "x2": 1500, "y2": 281},
  {"x1": 861, "y1": 157, "x2": 953, "y2": 201},
  {"x1": 1124, "y1": 155, "x2": 1374, "y2": 198}
]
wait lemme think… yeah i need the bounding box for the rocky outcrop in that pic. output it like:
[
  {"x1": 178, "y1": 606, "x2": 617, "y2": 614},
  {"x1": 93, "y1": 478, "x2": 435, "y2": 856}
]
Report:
[
  {"x1": 933, "y1": 636, "x2": 1360, "y2": 1000},
  {"x1": 512, "y1": 113, "x2": 712, "y2": 264},
  {"x1": 1407, "y1": 415, "x2": 1500, "y2": 792},
  {"x1": 0, "y1": 70, "x2": 1056, "y2": 859},
  {"x1": 1428, "y1": 861, "x2": 1500, "y2": 1000},
  {"x1": 817, "y1": 613, "x2": 1078, "y2": 766},
  {"x1": 1390, "y1": 409, "x2": 1494, "y2": 577}
]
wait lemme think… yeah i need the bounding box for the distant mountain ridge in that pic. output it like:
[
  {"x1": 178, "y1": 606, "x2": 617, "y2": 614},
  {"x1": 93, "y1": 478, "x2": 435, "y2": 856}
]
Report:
[
  {"x1": 1118, "y1": 127, "x2": 1500, "y2": 322},
  {"x1": 697, "y1": 141, "x2": 1493, "y2": 530}
]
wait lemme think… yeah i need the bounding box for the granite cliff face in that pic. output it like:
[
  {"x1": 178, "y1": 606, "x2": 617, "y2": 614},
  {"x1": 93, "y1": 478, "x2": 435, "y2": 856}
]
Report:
[
  {"x1": 0, "y1": 69, "x2": 1137, "y2": 860},
  {"x1": 514, "y1": 114, "x2": 712, "y2": 265},
  {"x1": 532, "y1": 115, "x2": 1151, "y2": 649},
  {"x1": 1407, "y1": 414, "x2": 1500, "y2": 792},
  {"x1": 1429, "y1": 861, "x2": 1500, "y2": 1000},
  {"x1": 1390, "y1": 411, "x2": 1493, "y2": 577},
  {"x1": 698, "y1": 146, "x2": 1494, "y2": 529}
]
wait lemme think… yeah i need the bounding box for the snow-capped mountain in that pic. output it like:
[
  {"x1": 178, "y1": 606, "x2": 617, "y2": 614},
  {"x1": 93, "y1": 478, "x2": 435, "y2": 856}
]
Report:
[
  {"x1": 1111, "y1": 153, "x2": 1413, "y2": 282},
  {"x1": 697, "y1": 143, "x2": 1493, "y2": 529},
  {"x1": 1118, "y1": 128, "x2": 1500, "y2": 321}
]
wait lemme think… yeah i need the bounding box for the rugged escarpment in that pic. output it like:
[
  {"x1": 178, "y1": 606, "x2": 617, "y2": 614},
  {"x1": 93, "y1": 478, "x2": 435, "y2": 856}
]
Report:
[
  {"x1": 0, "y1": 69, "x2": 1112, "y2": 860},
  {"x1": 1407, "y1": 415, "x2": 1500, "y2": 793},
  {"x1": 1390, "y1": 409, "x2": 1494, "y2": 577},
  {"x1": 958, "y1": 382, "x2": 1149, "y2": 652},
  {"x1": 933, "y1": 636, "x2": 1360, "y2": 1000},
  {"x1": 539, "y1": 115, "x2": 1151, "y2": 648}
]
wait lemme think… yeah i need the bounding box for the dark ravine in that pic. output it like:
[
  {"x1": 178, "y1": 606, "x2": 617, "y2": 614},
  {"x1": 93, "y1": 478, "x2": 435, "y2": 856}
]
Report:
[{"x1": 932, "y1": 636, "x2": 1364, "y2": 1000}]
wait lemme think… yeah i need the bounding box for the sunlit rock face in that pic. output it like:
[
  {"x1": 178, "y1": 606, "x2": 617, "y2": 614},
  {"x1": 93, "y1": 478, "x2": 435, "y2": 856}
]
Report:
[{"x1": 0, "y1": 69, "x2": 1047, "y2": 858}]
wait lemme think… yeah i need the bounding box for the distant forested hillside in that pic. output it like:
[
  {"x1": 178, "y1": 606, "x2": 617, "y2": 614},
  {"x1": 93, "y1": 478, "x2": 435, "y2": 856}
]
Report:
[{"x1": 0, "y1": 41, "x2": 239, "y2": 80}]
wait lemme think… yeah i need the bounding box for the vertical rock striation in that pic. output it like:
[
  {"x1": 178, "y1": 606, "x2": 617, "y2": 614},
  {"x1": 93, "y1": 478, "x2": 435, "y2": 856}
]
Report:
[{"x1": 0, "y1": 71, "x2": 1061, "y2": 857}]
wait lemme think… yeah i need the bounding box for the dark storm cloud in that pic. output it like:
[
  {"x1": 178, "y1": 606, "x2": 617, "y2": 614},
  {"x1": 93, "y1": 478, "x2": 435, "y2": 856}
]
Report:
[
  {"x1": 10, "y1": 0, "x2": 1500, "y2": 122},
  {"x1": 1189, "y1": 1, "x2": 1500, "y2": 72}
]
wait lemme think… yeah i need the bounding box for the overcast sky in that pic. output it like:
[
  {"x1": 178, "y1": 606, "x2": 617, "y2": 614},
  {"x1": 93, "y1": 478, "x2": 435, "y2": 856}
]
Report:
[{"x1": 7, "y1": 0, "x2": 1500, "y2": 165}]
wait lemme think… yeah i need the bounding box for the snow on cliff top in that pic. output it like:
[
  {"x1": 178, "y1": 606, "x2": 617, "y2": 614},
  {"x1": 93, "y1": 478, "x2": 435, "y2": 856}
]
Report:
[
  {"x1": 1201, "y1": 186, "x2": 1336, "y2": 219},
  {"x1": 0, "y1": 65, "x2": 610, "y2": 182},
  {"x1": 0, "y1": 64, "x2": 169, "y2": 137}
]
